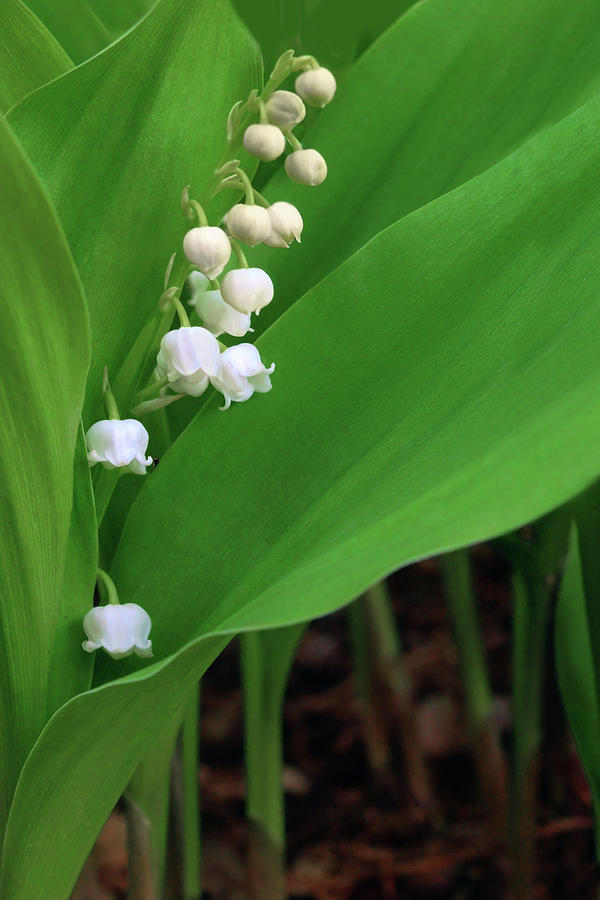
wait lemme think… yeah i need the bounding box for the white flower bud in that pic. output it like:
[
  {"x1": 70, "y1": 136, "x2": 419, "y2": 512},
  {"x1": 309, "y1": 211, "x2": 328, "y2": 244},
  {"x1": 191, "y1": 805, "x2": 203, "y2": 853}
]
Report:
[
  {"x1": 210, "y1": 344, "x2": 275, "y2": 411},
  {"x1": 243, "y1": 123, "x2": 286, "y2": 162},
  {"x1": 220, "y1": 268, "x2": 274, "y2": 315},
  {"x1": 86, "y1": 419, "x2": 153, "y2": 475},
  {"x1": 156, "y1": 326, "x2": 220, "y2": 397},
  {"x1": 285, "y1": 149, "x2": 327, "y2": 186},
  {"x1": 264, "y1": 201, "x2": 304, "y2": 248},
  {"x1": 82, "y1": 603, "x2": 152, "y2": 659},
  {"x1": 226, "y1": 204, "x2": 272, "y2": 247},
  {"x1": 190, "y1": 288, "x2": 252, "y2": 338},
  {"x1": 294, "y1": 67, "x2": 337, "y2": 107},
  {"x1": 265, "y1": 90, "x2": 306, "y2": 127},
  {"x1": 183, "y1": 226, "x2": 231, "y2": 279}
]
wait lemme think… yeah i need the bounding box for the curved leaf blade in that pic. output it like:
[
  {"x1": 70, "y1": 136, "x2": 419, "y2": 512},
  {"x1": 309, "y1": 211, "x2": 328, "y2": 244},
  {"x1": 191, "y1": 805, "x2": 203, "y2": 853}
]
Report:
[
  {"x1": 0, "y1": 0, "x2": 72, "y2": 112},
  {"x1": 0, "y1": 116, "x2": 90, "y2": 833}
]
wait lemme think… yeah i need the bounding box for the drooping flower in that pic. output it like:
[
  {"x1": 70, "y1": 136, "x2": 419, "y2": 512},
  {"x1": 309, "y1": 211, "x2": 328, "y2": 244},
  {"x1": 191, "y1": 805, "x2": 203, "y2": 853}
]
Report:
[
  {"x1": 243, "y1": 123, "x2": 286, "y2": 161},
  {"x1": 183, "y1": 226, "x2": 231, "y2": 279},
  {"x1": 226, "y1": 204, "x2": 272, "y2": 246},
  {"x1": 285, "y1": 149, "x2": 327, "y2": 186},
  {"x1": 294, "y1": 67, "x2": 337, "y2": 107},
  {"x1": 86, "y1": 419, "x2": 153, "y2": 474},
  {"x1": 264, "y1": 201, "x2": 304, "y2": 248},
  {"x1": 82, "y1": 603, "x2": 153, "y2": 659},
  {"x1": 190, "y1": 287, "x2": 252, "y2": 338},
  {"x1": 210, "y1": 344, "x2": 275, "y2": 410},
  {"x1": 156, "y1": 326, "x2": 220, "y2": 397},
  {"x1": 220, "y1": 268, "x2": 274, "y2": 315},
  {"x1": 265, "y1": 90, "x2": 306, "y2": 127}
]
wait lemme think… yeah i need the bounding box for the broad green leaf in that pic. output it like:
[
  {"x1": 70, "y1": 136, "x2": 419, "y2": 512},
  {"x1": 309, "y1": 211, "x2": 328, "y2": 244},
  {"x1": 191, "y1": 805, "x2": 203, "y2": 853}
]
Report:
[
  {"x1": 232, "y1": 0, "x2": 413, "y2": 73},
  {"x1": 0, "y1": 636, "x2": 226, "y2": 900},
  {"x1": 47, "y1": 425, "x2": 97, "y2": 716},
  {"x1": 106, "y1": 85, "x2": 600, "y2": 666},
  {"x1": 0, "y1": 0, "x2": 72, "y2": 112},
  {"x1": 8, "y1": 0, "x2": 262, "y2": 421},
  {"x1": 23, "y1": 0, "x2": 152, "y2": 64},
  {"x1": 0, "y1": 116, "x2": 90, "y2": 835},
  {"x1": 250, "y1": 0, "x2": 600, "y2": 338}
]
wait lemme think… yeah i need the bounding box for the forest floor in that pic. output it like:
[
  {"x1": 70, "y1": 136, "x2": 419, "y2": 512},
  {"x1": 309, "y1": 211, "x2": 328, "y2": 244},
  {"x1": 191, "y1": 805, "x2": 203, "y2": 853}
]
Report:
[{"x1": 74, "y1": 546, "x2": 599, "y2": 899}]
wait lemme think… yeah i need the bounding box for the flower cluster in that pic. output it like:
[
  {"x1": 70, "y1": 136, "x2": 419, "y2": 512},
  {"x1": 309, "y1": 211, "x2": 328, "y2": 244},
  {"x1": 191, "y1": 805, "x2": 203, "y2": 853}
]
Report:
[{"x1": 81, "y1": 50, "x2": 335, "y2": 659}]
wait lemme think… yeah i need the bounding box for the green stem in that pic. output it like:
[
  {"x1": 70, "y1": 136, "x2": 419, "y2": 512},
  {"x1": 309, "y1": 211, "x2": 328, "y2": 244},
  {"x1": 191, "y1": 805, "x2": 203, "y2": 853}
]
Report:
[
  {"x1": 171, "y1": 295, "x2": 190, "y2": 327},
  {"x1": 241, "y1": 631, "x2": 286, "y2": 899},
  {"x1": 347, "y1": 599, "x2": 389, "y2": 775},
  {"x1": 233, "y1": 167, "x2": 255, "y2": 205},
  {"x1": 509, "y1": 508, "x2": 571, "y2": 899},
  {"x1": 229, "y1": 238, "x2": 249, "y2": 269},
  {"x1": 182, "y1": 683, "x2": 201, "y2": 900},
  {"x1": 102, "y1": 366, "x2": 120, "y2": 420},
  {"x1": 136, "y1": 375, "x2": 169, "y2": 401},
  {"x1": 96, "y1": 567, "x2": 120, "y2": 604},
  {"x1": 284, "y1": 130, "x2": 303, "y2": 152},
  {"x1": 124, "y1": 793, "x2": 155, "y2": 900},
  {"x1": 189, "y1": 199, "x2": 208, "y2": 227},
  {"x1": 441, "y1": 549, "x2": 507, "y2": 843},
  {"x1": 361, "y1": 583, "x2": 441, "y2": 821}
]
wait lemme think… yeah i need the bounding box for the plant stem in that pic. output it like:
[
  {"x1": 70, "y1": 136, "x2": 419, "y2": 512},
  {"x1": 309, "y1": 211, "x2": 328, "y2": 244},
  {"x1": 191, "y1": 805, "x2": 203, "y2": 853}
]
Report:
[
  {"x1": 361, "y1": 582, "x2": 441, "y2": 822},
  {"x1": 182, "y1": 683, "x2": 201, "y2": 900},
  {"x1": 241, "y1": 631, "x2": 286, "y2": 899},
  {"x1": 509, "y1": 508, "x2": 571, "y2": 899},
  {"x1": 347, "y1": 598, "x2": 389, "y2": 774},
  {"x1": 440, "y1": 549, "x2": 507, "y2": 845},
  {"x1": 124, "y1": 793, "x2": 155, "y2": 900}
]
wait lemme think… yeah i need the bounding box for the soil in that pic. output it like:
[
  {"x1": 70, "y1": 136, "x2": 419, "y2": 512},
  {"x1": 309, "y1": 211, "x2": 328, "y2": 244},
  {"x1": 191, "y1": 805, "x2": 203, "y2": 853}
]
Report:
[{"x1": 73, "y1": 545, "x2": 599, "y2": 899}]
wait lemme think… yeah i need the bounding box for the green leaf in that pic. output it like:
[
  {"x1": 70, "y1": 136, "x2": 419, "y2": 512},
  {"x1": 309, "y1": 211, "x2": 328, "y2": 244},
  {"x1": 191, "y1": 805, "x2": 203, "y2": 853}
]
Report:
[
  {"x1": 47, "y1": 425, "x2": 97, "y2": 716},
  {"x1": 0, "y1": 636, "x2": 227, "y2": 900},
  {"x1": 28, "y1": 0, "x2": 122, "y2": 63},
  {"x1": 107, "y1": 85, "x2": 600, "y2": 665},
  {"x1": 0, "y1": 116, "x2": 90, "y2": 835},
  {"x1": 232, "y1": 0, "x2": 414, "y2": 73},
  {"x1": 250, "y1": 0, "x2": 600, "y2": 338},
  {"x1": 8, "y1": 0, "x2": 262, "y2": 421},
  {"x1": 0, "y1": 0, "x2": 72, "y2": 112}
]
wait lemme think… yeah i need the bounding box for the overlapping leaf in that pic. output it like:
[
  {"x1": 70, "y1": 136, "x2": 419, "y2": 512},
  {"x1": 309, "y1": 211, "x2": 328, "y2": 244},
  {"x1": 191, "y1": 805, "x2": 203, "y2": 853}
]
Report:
[
  {"x1": 0, "y1": 116, "x2": 90, "y2": 836},
  {"x1": 0, "y1": 0, "x2": 71, "y2": 112},
  {"x1": 249, "y1": 0, "x2": 600, "y2": 337},
  {"x1": 9, "y1": 0, "x2": 262, "y2": 422}
]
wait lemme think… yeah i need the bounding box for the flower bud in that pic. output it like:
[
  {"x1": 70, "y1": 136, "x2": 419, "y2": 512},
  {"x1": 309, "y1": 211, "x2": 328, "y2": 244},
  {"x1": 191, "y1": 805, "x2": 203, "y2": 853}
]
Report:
[
  {"x1": 86, "y1": 419, "x2": 153, "y2": 475},
  {"x1": 243, "y1": 123, "x2": 286, "y2": 162},
  {"x1": 190, "y1": 288, "x2": 252, "y2": 338},
  {"x1": 210, "y1": 344, "x2": 275, "y2": 410},
  {"x1": 220, "y1": 268, "x2": 274, "y2": 315},
  {"x1": 285, "y1": 149, "x2": 327, "y2": 186},
  {"x1": 264, "y1": 201, "x2": 304, "y2": 248},
  {"x1": 294, "y1": 67, "x2": 337, "y2": 107},
  {"x1": 183, "y1": 226, "x2": 231, "y2": 279},
  {"x1": 265, "y1": 90, "x2": 306, "y2": 127},
  {"x1": 82, "y1": 603, "x2": 153, "y2": 659},
  {"x1": 226, "y1": 204, "x2": 272, "y2": 246}
]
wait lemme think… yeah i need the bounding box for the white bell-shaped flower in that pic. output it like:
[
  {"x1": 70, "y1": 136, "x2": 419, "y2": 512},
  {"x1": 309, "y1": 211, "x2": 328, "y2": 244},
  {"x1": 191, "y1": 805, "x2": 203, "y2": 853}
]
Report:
[
  {"x1": 285, "y1": 149, "x2": 327, "y2": 186},
  {"x1": 294, "y1": 67, "x2": 337, "y2": 107},
  {"x1": 183, "y1": 226, "x2": 231, "y2": 279},
  {"x1": 210, "y1": 344, "x2": 275, "y2": 410},
  {"x1": 265, "y1": 90, "x2": 306, "y2": 127},
  {"x1": 82, "y1": 603, "x2": 153, "y2": 659},
  {"x1": 220, "y1": 268, "x2": 274, "y2": 315},
  {"x1": 86, "y1": 419, "x2": 153, "y2": 475},
  {"x1": 226, "y1": 204, "x2": 272, "y2": 247},
  {"x1": 190, "y1": 288, "x2": 252, "y2": 338},
  {"x1": 156, "y1": 326, "x2": 220, "y2": 397},
  {"x1": 155, "y1": 349, "x2": 207, "y2": 397},
  {"x1": 264, "y1": 201, "x2": 304, "y2": 248},
  {"x1": 243, "y1": 123, "x2": 286, "y2": 162}
]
